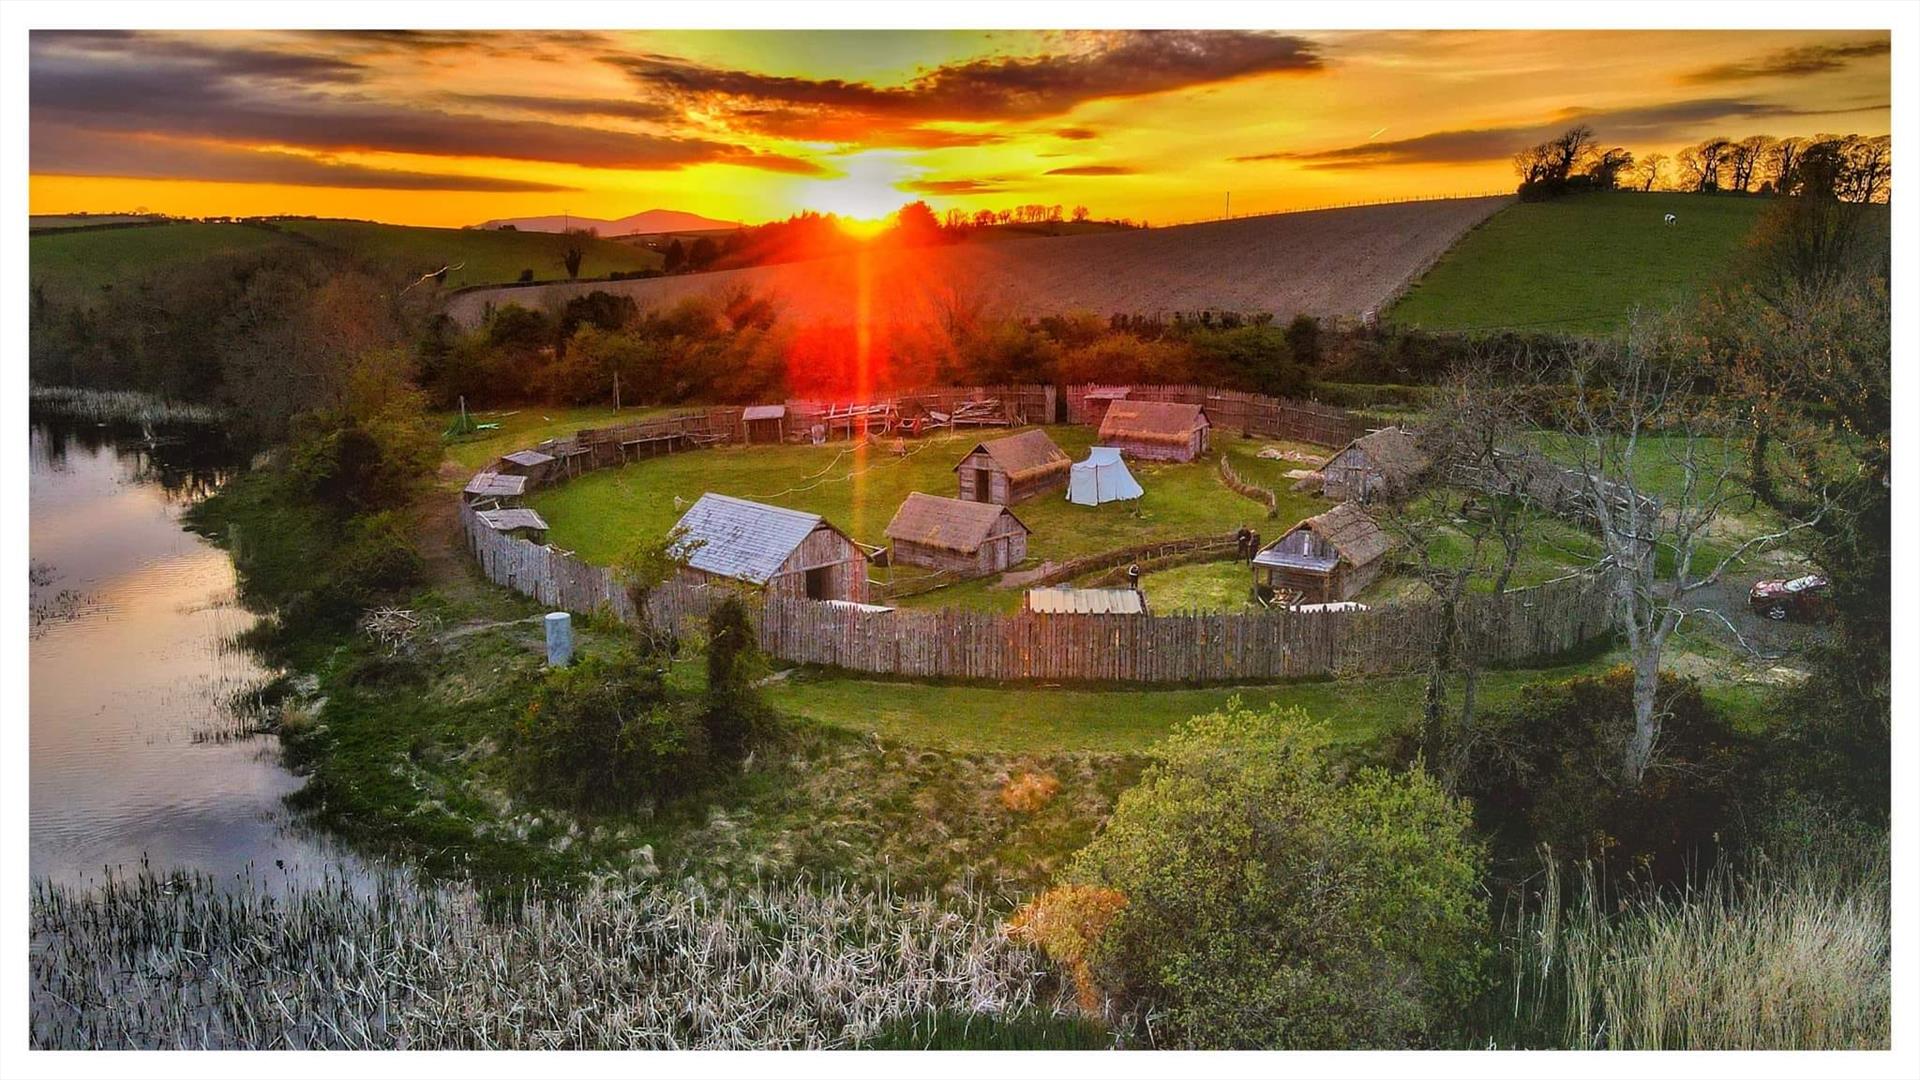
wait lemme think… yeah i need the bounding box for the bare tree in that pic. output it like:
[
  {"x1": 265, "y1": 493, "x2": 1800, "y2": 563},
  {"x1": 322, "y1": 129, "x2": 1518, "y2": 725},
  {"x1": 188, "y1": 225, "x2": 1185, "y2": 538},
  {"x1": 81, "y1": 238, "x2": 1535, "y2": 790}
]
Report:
[
  {"x1": 1725, "y1": 135, "x2": 1775, "y2": 194},
  {"x1": 1678, "y1": 137, "x2": 1733, "y2": 192},
  {"x1": 1556, "y1": 318, "x2": 1821, "y2": 785},
  {"x1": 1587, "y1": 147, "x2": 1635, "y2": 190},
  {"x1": 1375, "y1": 363, "x2": 1541, "y2": 776},
  {"x1": 1632, "y1": 152, "x2": 1667, "y2": 192}
]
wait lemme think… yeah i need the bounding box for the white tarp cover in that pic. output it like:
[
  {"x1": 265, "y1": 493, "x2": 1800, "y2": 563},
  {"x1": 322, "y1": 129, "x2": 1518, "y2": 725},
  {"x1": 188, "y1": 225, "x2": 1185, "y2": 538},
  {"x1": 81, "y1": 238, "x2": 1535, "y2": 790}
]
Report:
[{"x1": 1068, "y1": 446, "x2": 1144, "y2": 505}]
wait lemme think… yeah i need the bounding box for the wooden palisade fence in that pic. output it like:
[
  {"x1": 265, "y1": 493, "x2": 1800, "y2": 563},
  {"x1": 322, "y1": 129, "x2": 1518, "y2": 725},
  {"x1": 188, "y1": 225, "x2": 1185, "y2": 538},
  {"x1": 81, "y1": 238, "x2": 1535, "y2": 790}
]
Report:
[{"x1": 461, "y1": 383, "x2": 1619, "y2": 684}]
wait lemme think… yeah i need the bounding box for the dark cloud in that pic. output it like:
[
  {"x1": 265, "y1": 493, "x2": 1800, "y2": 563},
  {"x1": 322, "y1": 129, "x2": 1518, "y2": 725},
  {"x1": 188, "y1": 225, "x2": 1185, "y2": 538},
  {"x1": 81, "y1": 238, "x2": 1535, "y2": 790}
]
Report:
[
  {"x1": 1053, "y1": 127, "x2": 1100, "y2": 140},
  {"x1": 32, "y1": 29, "x2": 366, "y2": 85},
  {"x1": 1681, "y1": 38, "x2": 1889, "y2": 84},
  {"x1": 30, "y1": 43, "x2": 827, "y2": 177},
  {"x1": 612, "y1": 30, "x2": 1321, "y2": 148},
  {"x1": 31, "y1": 123, "x2": 573, "y2": 192},
  {"x1": 447, "y1": 93, "x2": 678, "y2": 123},
  {"x1": 1043, "y1": 164, "x2": 1136, "y2": 176},
  {"x1": 901, "y1": 178, "x2": 1014, "y2": 195},
  {"x1": 1238, "y1": 97, "x2": 1880, "y2": 169}
]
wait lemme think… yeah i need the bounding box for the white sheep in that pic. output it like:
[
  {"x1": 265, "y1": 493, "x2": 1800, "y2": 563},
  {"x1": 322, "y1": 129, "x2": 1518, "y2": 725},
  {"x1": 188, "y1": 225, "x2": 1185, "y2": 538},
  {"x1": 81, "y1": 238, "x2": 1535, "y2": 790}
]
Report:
[{"x1": 1664, "y1": 213, "x2": 1677, "y2": 226}]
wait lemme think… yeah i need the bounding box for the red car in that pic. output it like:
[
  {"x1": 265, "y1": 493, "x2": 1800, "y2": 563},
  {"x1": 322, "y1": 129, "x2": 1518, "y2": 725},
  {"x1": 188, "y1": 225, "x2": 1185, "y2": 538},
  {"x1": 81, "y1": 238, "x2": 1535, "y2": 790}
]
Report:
[{"x1": 1749, "y1": 574, "x2": 1832, "y2": 621}]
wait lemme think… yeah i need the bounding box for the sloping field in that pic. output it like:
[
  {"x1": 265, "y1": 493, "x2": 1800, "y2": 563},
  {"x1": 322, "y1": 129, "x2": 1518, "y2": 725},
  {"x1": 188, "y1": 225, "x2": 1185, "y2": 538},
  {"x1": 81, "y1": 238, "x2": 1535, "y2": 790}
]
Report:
[
  {"x1": 1387, "y1": 191, "x2": 1775, "y2": 334},
  {"x1": 30, "y1": 219, "x2": 664, "y2": 307},
  {"x1": 445, "y1": 196, "x2": 1510, "y2": 327},
  {"x1": 272, "y1": 219, "x2": 662, "y2": 289},
  {"x1": 29, "y1": 222, "x2": 297, "y2": 304}
]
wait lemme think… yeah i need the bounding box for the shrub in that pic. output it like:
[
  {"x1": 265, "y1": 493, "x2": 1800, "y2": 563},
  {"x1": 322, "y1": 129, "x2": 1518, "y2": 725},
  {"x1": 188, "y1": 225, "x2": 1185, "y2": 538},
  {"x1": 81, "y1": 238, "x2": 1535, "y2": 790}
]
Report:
[
  {"x1": 703, "y1": 597, "x2": 769, "y2": 764},
  {"x1": 862, "y1": 1009, "x2": 1111, "y2": 1050},
  {"x1": 1062, "y1": 701, "x2": 1486, "y2": 1048},
  {"x1": 515, "y1": 648, "x2": 707, "y2": 813},
  {"x1": 1389, "y1": 665, "x2": 1753, "y2": 884},
  {"x1": 999, "y1": 772, "x2": 1061, "y2": 813},
  {"x1": 1006, "y1": 885, "x2": 1128, "y2": 1017}
]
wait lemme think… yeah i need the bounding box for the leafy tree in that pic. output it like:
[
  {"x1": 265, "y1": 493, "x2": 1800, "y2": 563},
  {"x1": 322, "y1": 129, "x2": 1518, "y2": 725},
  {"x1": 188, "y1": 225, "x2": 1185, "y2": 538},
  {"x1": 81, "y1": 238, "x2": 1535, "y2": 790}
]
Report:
[
  {"x1": 561, "y1": 243, "x2": 585, "y2": 280},
  {"x1": 663, "y1": 238, "x2": 686, "y2": 273},
  {"x1": 686, "y1": 236, "x2": 719, "y2": 271},
  {"x1": 703, "y1": 597, "x2": 769, "y2": 763},
  {"x1": 1058, "y1": 701, "x2": 1486, "y2": 1048}
]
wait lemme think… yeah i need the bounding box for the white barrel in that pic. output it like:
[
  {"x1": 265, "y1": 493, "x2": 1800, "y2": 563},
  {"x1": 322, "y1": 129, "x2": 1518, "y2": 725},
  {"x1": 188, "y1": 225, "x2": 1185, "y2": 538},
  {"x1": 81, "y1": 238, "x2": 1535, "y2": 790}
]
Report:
[{"x1": 544, "y1": 612, "x2": 574, "y2": 667}]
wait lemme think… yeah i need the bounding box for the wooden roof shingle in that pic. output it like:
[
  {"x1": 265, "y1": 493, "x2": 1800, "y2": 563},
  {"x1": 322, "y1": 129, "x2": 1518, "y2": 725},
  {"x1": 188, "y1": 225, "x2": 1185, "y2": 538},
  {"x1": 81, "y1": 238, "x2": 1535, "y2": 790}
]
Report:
[
  {"x1": 674, "y1": 493, "x2": 845, "y2": 585},
  {"x1": 1281, "y1": 502, "x2": 1392, "y2": 568}
]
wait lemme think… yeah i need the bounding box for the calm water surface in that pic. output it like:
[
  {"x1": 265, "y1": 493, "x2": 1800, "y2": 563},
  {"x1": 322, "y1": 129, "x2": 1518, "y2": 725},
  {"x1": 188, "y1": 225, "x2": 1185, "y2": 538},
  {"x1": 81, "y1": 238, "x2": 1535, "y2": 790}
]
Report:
[{"x1": 29, "y1": 420, "x2": 369, "y2": 888}]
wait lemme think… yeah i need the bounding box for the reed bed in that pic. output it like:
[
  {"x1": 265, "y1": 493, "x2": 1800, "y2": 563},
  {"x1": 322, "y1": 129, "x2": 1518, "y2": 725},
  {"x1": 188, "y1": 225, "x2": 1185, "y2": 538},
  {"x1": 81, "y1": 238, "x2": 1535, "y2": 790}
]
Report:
[
  {"x1": 30, "y1": 868, "x2": 1064, "y2": 1049},
  {"x1": 29, "y1": 385, "x2": 222, "y2": 426},
  {"x1": 1494, "y1": 846, "x2": 1890, "y2": 1049}
]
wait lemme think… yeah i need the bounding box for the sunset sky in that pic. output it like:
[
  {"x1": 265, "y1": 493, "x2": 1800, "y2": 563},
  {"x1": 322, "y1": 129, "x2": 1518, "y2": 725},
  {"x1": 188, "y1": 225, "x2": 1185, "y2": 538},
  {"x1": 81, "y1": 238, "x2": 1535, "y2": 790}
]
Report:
[{"x1": 28, "y1": 28, "x2": 1891, "y2": 227}]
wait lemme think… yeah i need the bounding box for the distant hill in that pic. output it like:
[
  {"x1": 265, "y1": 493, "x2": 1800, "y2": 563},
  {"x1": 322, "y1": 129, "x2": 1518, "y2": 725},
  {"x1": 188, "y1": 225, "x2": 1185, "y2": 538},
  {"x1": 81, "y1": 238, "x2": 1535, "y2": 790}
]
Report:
[
  {"x1": 1387, "y1": 191, "x2": 1798, "y2": 334},
  {"x1": 472, "y1": 209, "x2": 742, "y2": 236},
  {"x1": 30, "y1": 218, "x2": 663, "y2": 306},
  {"x1": 444, "y1": 196, "x2": 1511, "y2": 329}
]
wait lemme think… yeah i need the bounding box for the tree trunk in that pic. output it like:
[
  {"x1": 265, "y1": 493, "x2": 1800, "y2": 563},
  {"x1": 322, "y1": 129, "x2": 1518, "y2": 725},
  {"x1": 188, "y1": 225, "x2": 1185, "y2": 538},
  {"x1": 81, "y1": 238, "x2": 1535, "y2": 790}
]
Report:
[{"x1": 1624, "y1": 649, "x2": 1661, "y2": 786}]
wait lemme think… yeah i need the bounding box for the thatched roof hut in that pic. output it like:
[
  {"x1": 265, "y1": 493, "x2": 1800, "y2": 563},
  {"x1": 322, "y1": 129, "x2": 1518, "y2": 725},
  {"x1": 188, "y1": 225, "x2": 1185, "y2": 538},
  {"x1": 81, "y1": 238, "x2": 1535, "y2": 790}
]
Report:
[
  {"x1": 1097, "y1": 400, "x2": 1210, "y2": 462},
  {"x1": 1253, "y1": 502, "x2": 1393, "y2": 604},
  {"x1": 1311, "y1": 426, "x2": 1429, "y2": 502},
  {"x1": 885, "y1": 492, "x2": 1030, "y2": 576},
  {"x1": 954, "y1": 428, "x2": 1071, "y2": 504}
]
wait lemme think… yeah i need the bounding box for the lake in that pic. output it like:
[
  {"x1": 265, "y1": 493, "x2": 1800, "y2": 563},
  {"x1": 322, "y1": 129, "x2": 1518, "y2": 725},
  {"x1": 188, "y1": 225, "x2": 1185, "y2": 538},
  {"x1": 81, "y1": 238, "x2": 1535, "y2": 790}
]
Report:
[{"x1": 28, "y1": 419, "x2": 368, "y2": 889}]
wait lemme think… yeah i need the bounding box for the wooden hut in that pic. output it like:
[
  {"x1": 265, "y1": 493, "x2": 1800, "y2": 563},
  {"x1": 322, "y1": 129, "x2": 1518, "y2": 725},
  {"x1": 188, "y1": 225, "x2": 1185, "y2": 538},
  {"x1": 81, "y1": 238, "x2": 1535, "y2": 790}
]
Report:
[
  {"x1": 673, "y1": 493, "x2": 870, "y2": 603},
  {"x1": 474, "y1": 507, "x2": 550, "y2": 544},
  {"x1": 1252, "y1": 502, "x2": 1392, "y2": 605},
  {"x1": 495, "y1": 448, "x2": 556, "y2": 486},
  {"x1": 953, "y1": 428, "x2": 1071, "y2": 505},
  {"x1": 742, "y1": 404, "x2": 787, "y2": 444},
  {"x1": 1098, "y1": 400, "x2": 1210, "y2": 462},
  {"x1": 885, "y1": 492, "x2": 1030, "y2": 577},
  {"x1": 1311, "y1": 426, "x2": 1429, "y2": 503},
  {"x1": 462, "y1": 471, "x2": 528, "y2": 505}
]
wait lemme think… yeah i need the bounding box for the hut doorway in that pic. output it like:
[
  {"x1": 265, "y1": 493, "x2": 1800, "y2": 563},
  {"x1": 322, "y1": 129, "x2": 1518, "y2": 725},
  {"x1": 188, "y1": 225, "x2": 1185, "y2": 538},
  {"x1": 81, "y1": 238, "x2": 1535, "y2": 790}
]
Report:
[
  {"x1": 968, "y1": 467, "x2": 992, "y2": 501},
  {"x1": 806, "y1": 566, "x2": 831, "y2": 600}
]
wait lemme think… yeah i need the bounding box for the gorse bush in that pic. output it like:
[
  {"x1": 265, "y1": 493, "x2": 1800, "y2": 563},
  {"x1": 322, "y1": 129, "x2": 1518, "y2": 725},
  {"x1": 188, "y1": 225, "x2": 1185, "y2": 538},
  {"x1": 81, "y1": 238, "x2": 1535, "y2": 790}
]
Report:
[
  {"x1": 1060, "y1": 700, "x2": 1486, "y2": 1048},
  {"x1": 516, "y1": 647, "x2": 708, "y2": 813}
]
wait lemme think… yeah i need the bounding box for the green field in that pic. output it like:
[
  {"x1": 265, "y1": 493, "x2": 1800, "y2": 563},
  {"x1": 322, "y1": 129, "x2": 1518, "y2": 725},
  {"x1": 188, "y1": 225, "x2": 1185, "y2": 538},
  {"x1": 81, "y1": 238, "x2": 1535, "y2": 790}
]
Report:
[
  {"x1": 30, "y1": 218, "x2": 664, "y2": 306},
  {"x1": 28, "y1": 222, "x2": 297, "y2": 304},
  {"x1": 529, "y1": 427, "x2": 1318, "y2": 611},
  {"x1": 1387, "y1": 191, "x2": 1771, "y2": 334},
  {"x1": 274, "y1": 219, "x2": 662, "y2": 289}
]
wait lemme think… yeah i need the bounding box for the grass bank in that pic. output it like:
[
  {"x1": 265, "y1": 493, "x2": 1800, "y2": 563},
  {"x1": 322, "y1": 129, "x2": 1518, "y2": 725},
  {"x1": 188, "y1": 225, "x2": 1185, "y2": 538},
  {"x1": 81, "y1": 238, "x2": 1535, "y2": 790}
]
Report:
[{"x1": 1388, "y1": 191, "x2": 1770, "y2": 334}]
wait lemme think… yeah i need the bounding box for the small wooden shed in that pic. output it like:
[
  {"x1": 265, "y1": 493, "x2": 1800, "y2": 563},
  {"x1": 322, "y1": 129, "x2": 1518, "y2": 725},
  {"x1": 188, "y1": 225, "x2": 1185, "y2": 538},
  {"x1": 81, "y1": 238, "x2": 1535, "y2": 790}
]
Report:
[
  {"x1": 474, "y1": 507, "x2": 550, "y2": 544},
  {"x1": 953, "y1": 429, "x2": 1071, "y2": 505},
  {"x1": 462, "y1": 471, "x2": 528, "y2": 505},
  {"x1": 743, "y1": 404, "x2": 787, "y2": 444},
  {"x1": 674, "y1": 493, "x2": 870, "y2": 603},
  {"x1": 1098, "y1": 400, "x2": 1211, "y2": 462},
  {"x1": 885, "y1": 492, "x2": 1031, "y2": 577},
  {"x1": 1253, "y1": 502, "x2": 1392, "y2": 605},
  {"x1": 1312, "y1": 427, "x2": 1429, "y2": 503},
  {"x1": 495, "y1": 448, "x2": 556, "y2": 486}
]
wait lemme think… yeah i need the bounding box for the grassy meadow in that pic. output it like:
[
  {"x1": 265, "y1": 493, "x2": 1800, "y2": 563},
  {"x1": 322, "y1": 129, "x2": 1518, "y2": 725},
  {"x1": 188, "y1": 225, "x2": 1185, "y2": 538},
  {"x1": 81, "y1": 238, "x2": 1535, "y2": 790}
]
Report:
[
  {"x1": 529, "y1": 426, "x2": 1309, "y2": 597},
  {"x1": 29, "y1": 218, "x2": 665, "y2": 308},
  {"x1": 274, "y1": 219, "x2": 663, "y2": 288},
  {"x1": 28, "y1": 222, "x2": 297, "y2": 304},
  {"x1": 1388, "y1": 191, "x2": 1771, "y2": 334}
]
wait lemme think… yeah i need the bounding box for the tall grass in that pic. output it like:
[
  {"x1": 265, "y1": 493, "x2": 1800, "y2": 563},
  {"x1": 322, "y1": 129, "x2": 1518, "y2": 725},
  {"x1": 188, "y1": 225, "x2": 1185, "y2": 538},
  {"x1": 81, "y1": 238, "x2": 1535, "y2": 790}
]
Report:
[
  {"x1": 1492, "y1": 845, "x2": 1890, "y2": 1049},
  {"x1": 29, "y1": 385, "x2": 221, "y2": 425},
  {"x1": 30, "y1": 868, "x2": 1064, "y2": 1049}
]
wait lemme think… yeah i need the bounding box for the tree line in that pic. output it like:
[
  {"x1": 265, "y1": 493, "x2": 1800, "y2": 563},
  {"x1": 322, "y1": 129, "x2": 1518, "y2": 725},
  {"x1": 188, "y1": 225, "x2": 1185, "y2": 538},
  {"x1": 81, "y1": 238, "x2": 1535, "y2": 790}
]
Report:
[{"x1": 1514, "y1": 124, "x2": 1891, "y2": 203}]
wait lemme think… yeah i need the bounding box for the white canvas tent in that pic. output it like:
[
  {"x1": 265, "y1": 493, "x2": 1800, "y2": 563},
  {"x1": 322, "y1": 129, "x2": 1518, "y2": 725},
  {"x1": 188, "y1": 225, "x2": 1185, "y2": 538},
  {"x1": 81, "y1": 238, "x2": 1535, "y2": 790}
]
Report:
[{"x1": 1068, "y1": 446, "x2": 1145, "y2": 505}]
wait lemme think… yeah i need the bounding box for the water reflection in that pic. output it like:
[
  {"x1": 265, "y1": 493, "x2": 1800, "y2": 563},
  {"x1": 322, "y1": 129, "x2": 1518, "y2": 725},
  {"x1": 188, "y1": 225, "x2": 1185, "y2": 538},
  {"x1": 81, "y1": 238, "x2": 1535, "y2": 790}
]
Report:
[{"x1": 29, "y1": 420, "x2": 370, "y2": 890}]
